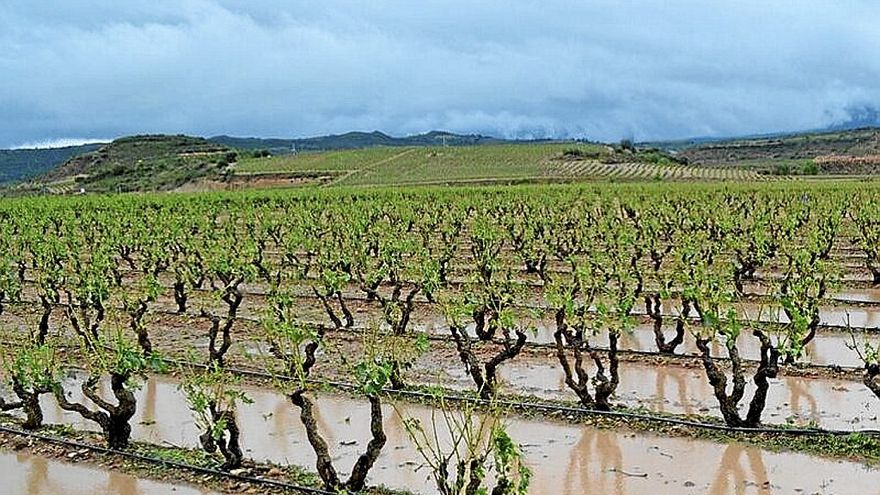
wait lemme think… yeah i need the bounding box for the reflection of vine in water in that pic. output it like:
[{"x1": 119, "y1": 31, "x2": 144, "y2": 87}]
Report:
[
  {"x1": 21, "y1": 453, "x2": 130, "y2": 495},
  {"x1": 653, "y1": 364, "x2": 694, "y2": 416},
  {"x1": 104, "y1": 467, "x2": 141, "y2": 495},
  {"x1": 270, "y1": 395, "x2": 293, "y2": 458},
  {"x1": 23, "y1": 454, "x2": 51, "y2": 495},
  {"x1": 708, "y1": 444, "x2": 770, "y2": 495},
  {"x1": 140, "y1": 377, "x2": 164, "y2": 445},
  {"x1": 563, "y1": 428, "x2": 624, "y2": 495},
  {"x1": 786, "y1": 377, "x2": 819, "y2": 425},
  {"x1": 142, "y1": 377, "x2": 156, "y2": 424}
]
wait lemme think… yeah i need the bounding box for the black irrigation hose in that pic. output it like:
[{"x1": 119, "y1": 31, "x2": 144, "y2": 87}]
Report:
[
  {"x1": 16, "y1": 267, "x2": 880, "y2": 317},
  {"x1": 208, "y1": 315, "x2": 869, "y2": 373},
  {"x1": 405, "y1": 388, "x2": 880, "y2": 437},
  {"x1": 138, "y1": 308, "x2": 871, "y2": 373},
  {"x1": 0, "y1": 423, "x2": 338, "y2": 495},
  {"x1": 137, "y1": 304, "x2": 873, "y2": 371},
  {"x1": 160, "y1": 356, "x2": 880, "y2": 438}
]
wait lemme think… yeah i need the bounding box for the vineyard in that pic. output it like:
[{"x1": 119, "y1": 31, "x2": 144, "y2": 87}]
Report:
[
  {"x1": 2, "y1": 181, "x2": 880, "y2": 494},
  {"x1": 232, "y1": 143, "x2": 763, "y2": 187}
]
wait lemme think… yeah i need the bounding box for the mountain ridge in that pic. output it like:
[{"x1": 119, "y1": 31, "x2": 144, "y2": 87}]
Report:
[{"x1": 207, "y1": 129, "x2": 517, "y2": 154}]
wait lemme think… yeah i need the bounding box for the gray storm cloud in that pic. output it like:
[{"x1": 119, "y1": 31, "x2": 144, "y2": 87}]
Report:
[{"x1": 1, "y1": 0, "x2": 879, "y2": 147}]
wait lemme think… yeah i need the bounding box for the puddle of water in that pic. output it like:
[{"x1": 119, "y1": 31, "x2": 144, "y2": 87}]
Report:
[
  {"x1": 618, "y1": 324, "x2": 863, "y2": 368},
  {"x1": 0, "y1": 450, "x2": 215, "y2": 495},
  {"x1": 615, "y1": 299, "x2": 880, "y2": 330},
  {"x1": 34, "y1": 374, "x2": 880, "y2": 495},
  {"x1": 486, "y1": 359, "x2": 879, "y2": 430},
  {"x1": 833, "y1": 288, "x2": 880, "y2": 304}
]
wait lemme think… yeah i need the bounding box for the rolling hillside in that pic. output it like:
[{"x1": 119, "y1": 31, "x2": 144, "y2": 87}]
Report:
[
  {"x1": 230, "y1": 142, "x2": 758, "y2": 188},
  {"x1": 658, "y1": 127, "x2": 880, "y2": 175},
  {"x1": 17, "y1": 127, "x2": 880, "y2": 195},
  {"x1": 30, "y1": 135, "x2": 234, "y2": 192}
]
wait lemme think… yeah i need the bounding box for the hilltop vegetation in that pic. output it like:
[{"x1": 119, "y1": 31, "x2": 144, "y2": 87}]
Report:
[
  {"x1": 0, "y1": 143, "x2": 102, "y2": 184},
  {"x1": 36, "y1": 135, "x2": 234, "y2": 192}
]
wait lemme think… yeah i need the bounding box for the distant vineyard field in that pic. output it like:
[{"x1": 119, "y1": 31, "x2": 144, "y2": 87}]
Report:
[{"x1": 233, "y1": 143, "x2": 763, "y2": 186}]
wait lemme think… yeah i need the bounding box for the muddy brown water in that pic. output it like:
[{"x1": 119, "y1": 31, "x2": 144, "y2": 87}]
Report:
[
  {"x1": 0, "y1": 450, "x2": 215, "y2": 495},
  {"x1": 489, "y1": 359, "x2": 879, "y2": 429},
  {"x1": 413, "y1": 346, "x2": 879, "y2": 429},
  {"x1": 23, "y1": 374, "x2": 880, "y2": 495},
  {"x1": 230, "y1": 327, "x2": 878, "y2": 429},
  {"x1": 617, "y1": 323, "x2": 865, "y2": 368}
]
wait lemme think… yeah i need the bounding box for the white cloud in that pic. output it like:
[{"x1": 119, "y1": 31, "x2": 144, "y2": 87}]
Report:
[{"x1": 11, "y1": 138, "x2": 109, "y2": 150}]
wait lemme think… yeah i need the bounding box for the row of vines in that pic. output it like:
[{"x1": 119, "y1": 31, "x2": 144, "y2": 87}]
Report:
[{"x1": 1, "y1": 182, "x2": 879, "y2": 493}]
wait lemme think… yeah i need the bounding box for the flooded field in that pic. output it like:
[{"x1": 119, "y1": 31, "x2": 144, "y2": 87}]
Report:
[
  {"x1": 3, "y1": 184, "x2": 880, "y2": 495},
  {"x1": 26, "y1": 373, "x2": 880, "y2": 495},
  {"x1": 491, "y1": 358, "x2": 878, "y2": 429}
]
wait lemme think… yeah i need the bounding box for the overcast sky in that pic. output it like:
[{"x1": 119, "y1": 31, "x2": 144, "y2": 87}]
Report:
[{"x1": 2, "y1": 1, "x2": 879, "y2": 148}]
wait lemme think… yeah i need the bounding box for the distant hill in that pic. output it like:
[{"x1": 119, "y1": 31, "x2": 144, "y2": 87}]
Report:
[
  {"x1": 673, "y1": 127, "x2": 880, "y2": 161},
  {"x1": 0, "y1": 144, "x2": 103, "y2": 184},
  {"x1": 209, "y1": 130, "x2": 510, "y2": 155},
  {"x1": 37, "y1": 134, "x2": 234, "y2": 192},
  {"x1": 11, "y1": 125, "x2": 880, "y2": 194},
  {"x1": 646, "y1": 127, "x2": 880, "y2": 175}
]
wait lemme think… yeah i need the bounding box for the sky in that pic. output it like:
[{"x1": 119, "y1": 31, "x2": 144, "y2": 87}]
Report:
[{"x1": 2, "y1": 1, "x2": 880, "y2": 148}]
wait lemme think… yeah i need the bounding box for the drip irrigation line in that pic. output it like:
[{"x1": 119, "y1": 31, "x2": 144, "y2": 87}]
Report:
[
  {"x1": 6, "y1": 336, "x2": 873, "y2": 437},
  {"x1": 0, "y1": 423, "x2": 339, "y2": 495},
  {"x1": 171, "y1": 312, "x2": 869, "y2": 374},
  {"x1": 179, "y1": 284, "x2": 880, "y2": 320}
]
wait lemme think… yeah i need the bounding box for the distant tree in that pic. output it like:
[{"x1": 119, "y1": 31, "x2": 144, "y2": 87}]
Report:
[{"x1": 801, "y1": 160, "x2": 820, "y2": 175}]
